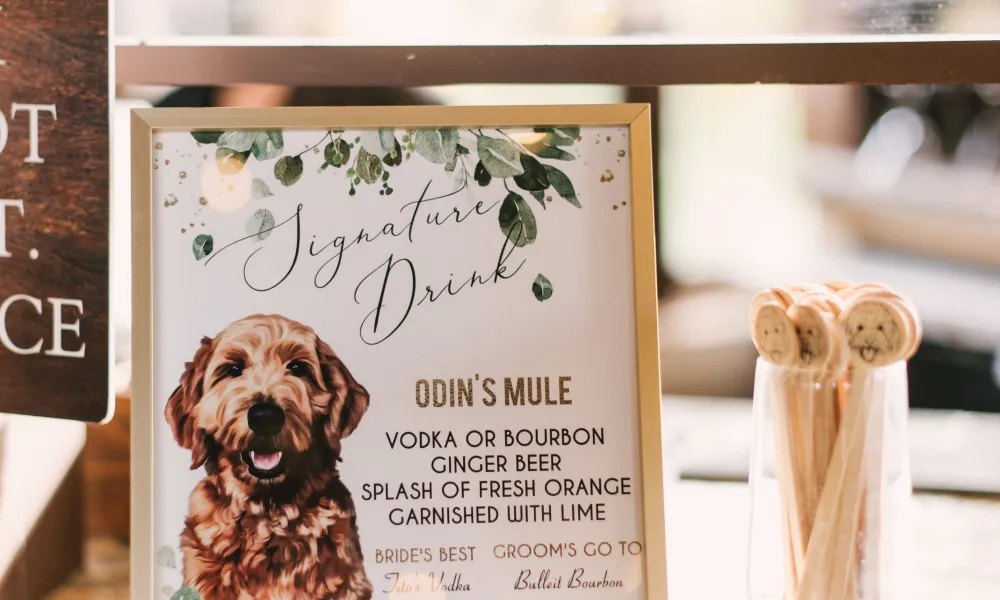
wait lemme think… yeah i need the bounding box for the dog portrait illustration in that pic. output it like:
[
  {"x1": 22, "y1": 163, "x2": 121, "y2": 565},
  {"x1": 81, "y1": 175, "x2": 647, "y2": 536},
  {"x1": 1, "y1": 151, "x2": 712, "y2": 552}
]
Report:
[
  {"x1": 166, "y1": 314, "x2": 372, "y2": 600},
  {"x1": 842, "y1": 301, "x2": 903, "y2": 365}
]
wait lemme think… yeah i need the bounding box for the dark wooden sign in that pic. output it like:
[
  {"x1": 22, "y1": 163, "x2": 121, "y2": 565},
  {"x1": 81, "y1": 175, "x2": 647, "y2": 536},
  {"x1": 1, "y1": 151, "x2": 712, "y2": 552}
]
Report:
[{"x1": 0, "y1": 1, "x2": 110, "y2": 421}]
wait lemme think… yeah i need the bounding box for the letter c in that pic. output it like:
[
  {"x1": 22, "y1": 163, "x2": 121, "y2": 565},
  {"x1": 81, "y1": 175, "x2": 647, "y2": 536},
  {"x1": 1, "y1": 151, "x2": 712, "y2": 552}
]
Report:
[{"x1": 0, "y1": 294, "x2": 43, "y2": 354}]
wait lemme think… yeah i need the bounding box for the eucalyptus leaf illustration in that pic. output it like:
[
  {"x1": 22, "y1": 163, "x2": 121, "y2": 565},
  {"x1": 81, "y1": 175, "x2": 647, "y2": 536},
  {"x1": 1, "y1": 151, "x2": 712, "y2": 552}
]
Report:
[
  {"x1": 524, "y1": 138, "x2": 575, "y2": 161},
  {"x1": 170, "y1": 587, "x2": 202, "y2": 600},
  {"x1": 246, "y1": 209, "x2": 275, "y2": 242},
  {"x1": 251, "y1": 131, "x2": 284, "y2": 160},
  {"x1": 444, "y1": 153, "x2": 458, "y2": 172},
  {"x1": 383, "y1": 139, "x2": 403, "y2": 167},
  {"x1": 324, "y1": 138, "x2": 351, "y2": 168},
  {"x1": 530, "y1": 189, "x2": 546, "y2": 208},
  {"x1": 379, "y1": 129, "x2": 397, "y2": 154},
  {"x1": 155, "y1": 546, "x2": 176, "y2": 569},
  {"x1": 534, "y1": 127, "x2": 579, "y2": 146},
  {"x1": 217, "y1": 131, "x2": 257, "y2": 152},
  {"x1": 513, "y1": 153, "x2": 549, "y2": 191},
  {"x1": 456, "y1": 144, "x2": 470, "y2": 155},
  {"x1": 498, "y1": 191, "x2": 537, "y2": 247},
  {"x1": 414, "y1": 129, "x2": 459, "y2": 164},
  {"x1": 216, "y1": 148, "x2": 249, "y2": 175},
  {"x1": 274, "y1": 156, "x2": 304, "y2": 186},
  {"x1": 543, "y1": 165, "x2": 580, "y2": 207},
  {"x1": 473, "y1": 161, "x2": 491, "y2": 186},
  {"x1": 359, "y1": 130, "x2": 396, "y2": 158},
  {"x1": 477, "y1": 136, "x2": 525, "y2": 178},
  {"x1": 356, "y1": 148, "x2": 383, "y2": 184},
  {"x1": 532, "y1": 274, "x2": 553, "y2": 301},
  {"x1": 251, "y1": 178, "x2": 274, "y2": 199},
  {"x1": 191, "y1": 131, "x2": 223, "y2": 144},
  {"x1": 192, "y1": 234, "x2": 214, "y2": 261}
]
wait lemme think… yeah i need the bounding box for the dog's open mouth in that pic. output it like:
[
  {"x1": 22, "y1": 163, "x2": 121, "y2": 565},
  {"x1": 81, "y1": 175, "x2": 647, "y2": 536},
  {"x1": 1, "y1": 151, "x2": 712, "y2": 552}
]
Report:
[
  {"x1": 859, "y1": 345, "x2": 879, "y2": 362},
  {"x1": 241, "y1": 449, "x2": 287, "y2": 479}
]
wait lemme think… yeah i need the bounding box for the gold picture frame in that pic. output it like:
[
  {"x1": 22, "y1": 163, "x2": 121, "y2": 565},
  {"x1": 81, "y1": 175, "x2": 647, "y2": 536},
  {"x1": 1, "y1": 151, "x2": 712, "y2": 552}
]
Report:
[{"x1": 131, "y1": 104, "x2": 665, "y2": 600}]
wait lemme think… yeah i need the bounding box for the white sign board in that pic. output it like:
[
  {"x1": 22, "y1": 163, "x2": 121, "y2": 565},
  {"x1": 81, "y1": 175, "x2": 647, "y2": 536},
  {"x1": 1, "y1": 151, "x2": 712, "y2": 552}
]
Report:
[{"x1": 131, "y1": 105, "x2": 665, "y2": 600}]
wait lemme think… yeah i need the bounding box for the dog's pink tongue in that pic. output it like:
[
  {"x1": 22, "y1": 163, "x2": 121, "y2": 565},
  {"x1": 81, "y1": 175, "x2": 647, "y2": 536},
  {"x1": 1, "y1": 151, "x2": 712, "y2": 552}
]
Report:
[{"x1": 252, "y1": 451, "x2": 281, "y2": 470}]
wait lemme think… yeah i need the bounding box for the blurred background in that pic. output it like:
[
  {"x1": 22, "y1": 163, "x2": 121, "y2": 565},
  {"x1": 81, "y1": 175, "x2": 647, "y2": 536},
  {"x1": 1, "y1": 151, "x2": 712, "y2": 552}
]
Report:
[{"x1": 4, "y1": 0, "x2": 1000, "y2": 599}]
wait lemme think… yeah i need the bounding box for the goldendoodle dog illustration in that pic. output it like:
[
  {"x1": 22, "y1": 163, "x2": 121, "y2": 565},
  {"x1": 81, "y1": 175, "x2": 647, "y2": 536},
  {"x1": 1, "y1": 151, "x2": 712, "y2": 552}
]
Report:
[{"x1": 166, "y1": 314, "x2": 372, "y2": 600}]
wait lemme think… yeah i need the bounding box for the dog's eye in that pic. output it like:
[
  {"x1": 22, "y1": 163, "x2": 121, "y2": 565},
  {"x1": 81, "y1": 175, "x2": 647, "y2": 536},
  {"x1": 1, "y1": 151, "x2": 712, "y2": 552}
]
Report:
[
  {"x1": 287, "y1": 361, "x2": 308, "y2": 377},
  {"x1": 226, "y1": 364, "x2": 244, "y2": 377}
]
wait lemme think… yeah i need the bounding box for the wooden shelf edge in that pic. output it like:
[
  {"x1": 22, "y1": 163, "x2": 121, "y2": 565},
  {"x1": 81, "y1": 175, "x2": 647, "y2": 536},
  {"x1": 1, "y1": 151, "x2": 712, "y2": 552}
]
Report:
[{"x1": 116, "y1": 36, "x2": 1000, "y2": 86}]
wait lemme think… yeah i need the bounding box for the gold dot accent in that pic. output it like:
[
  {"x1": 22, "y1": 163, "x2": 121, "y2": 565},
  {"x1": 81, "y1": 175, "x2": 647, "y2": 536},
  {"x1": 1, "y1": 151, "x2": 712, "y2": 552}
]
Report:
[
  {"x1": 155, "y1": 142, "x2": 163, "y2": 150},
  {"x1": 179, "y1": 171, "x2": 187, "y2": 179}
]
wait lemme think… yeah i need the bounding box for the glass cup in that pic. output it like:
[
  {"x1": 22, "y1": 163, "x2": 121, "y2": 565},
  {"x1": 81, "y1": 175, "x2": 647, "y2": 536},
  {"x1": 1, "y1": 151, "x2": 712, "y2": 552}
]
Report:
[{"x1": 747, "y1": 359, "x2": 913, "y2": 600}]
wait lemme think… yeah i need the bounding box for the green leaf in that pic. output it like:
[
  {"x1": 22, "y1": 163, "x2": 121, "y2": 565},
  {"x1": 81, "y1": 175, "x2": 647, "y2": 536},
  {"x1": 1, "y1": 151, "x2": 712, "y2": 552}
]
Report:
[
  {"x1": 529, "y1": 189, "x2": 546, "y2": 209},
  {"x1": 251, "y1": 178, "x2": 273, "y2": 199},
  {"x1": 246, "y1": 209, "x2": 275, "y2": 242},
  {"x1": 414, "y1": 129, "x2": 459, "y2": 164},
  {"x1": 360, "y1": 129, "x2": 397, "y2": 158},
  {"x1": 532, "y1": 274, "x2": 553, "y2": 301},
  {"x1": 217, "y1": 131, "x2": 257, "y2": 152},
  {"x1": 356, "y1": 148, "x2": 383, "y2": 184},
  {"x1": 524, "y1": 139, "x2": 575, "y2": 161},
  {"x1": 191, "y1": 131, "x2": 223, "y2": 145},
  {"x1": 324, "y1": 139, "x2": 351, "y2": 167},
  {"x1": 155, "y1": 546, "x2": 176, "y2": 569},
  {"x1": 533, "y1": 127, "x2": 579, "y2": 146},
  {"x1": 477, "y1": 136, "x2": 525, "y2": 178},
  {"x1": 251, "y1": 131, "x2": 284, "y2": 160},
  {"x1": 359, "y1": 131, "x2": 386, "y2": 157},
  {"x1": 474, "y1": 161, "x2": 491, "y2": 186},
  {"x1": 192, "y1": 234, "x2": 213, "y2": 261},
  {"x1": 274, "y1": 156, "x2": 304, "y2": 186},
  {"x1": 170, "y1": 587, "x2": 202, "y2": 600},
  {"x1": 456, "y1": 144, "x2": 470, "y2": 155},
  {"x1": 444, "y1": 153, "x2": 458, "y2": 172},
  {"x1": 379, "y1": 129, "x2": 397, "y2": 154},
  {"x1": 543, "y1": 165, "x2": 580, "y2": 207},
  {"x1": 498, "y1": 191, "x2": 537, "y2": 247},
  {"x1": 513, "y1": 154, "x2": 549, "y2": 191},
  {"x1": 216, "y1": 148, "x2": 250, "y2": 174},
  {"x1": 383, "y1": 139, "x2": 403, "y2": 167}
]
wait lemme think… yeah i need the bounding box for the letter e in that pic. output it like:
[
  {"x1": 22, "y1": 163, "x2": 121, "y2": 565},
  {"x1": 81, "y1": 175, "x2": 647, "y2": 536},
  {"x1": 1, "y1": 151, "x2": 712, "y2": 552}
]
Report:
[{"x1": 45, "y1": 298, "x2": 85, "y2": 358}]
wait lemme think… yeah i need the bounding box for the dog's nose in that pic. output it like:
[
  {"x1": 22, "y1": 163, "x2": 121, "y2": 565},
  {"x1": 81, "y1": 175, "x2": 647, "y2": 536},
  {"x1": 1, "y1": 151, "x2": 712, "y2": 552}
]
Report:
[{"x1": 247, "y1": 403, "x2": 285, "y2": 436}]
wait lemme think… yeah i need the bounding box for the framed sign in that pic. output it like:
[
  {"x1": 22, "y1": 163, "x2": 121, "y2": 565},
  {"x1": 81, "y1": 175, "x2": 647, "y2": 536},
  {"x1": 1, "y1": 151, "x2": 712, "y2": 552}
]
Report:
[
  {"x1": 0, "y1": 1, "x2": 110, "y2": 421},
  {"x1": 131, "y1": 105, "x2": 665, "y2": 600}
]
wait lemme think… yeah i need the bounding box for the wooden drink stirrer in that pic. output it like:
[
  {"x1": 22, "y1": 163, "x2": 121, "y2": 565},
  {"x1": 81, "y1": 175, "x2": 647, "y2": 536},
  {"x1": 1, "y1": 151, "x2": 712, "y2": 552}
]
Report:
[{"x1": 795, "y1": 291, "x2": 918, "y2": 600}]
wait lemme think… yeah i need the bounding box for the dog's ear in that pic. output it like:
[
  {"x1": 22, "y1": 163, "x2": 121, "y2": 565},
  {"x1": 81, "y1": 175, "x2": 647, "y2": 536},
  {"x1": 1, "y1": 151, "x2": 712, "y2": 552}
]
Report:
[
  {"x1": 316, "y1": 338, "x2": 370, "y2": 453},
  {"x1": 166, "y1": 336, "x2": 215, "y2": 469}
]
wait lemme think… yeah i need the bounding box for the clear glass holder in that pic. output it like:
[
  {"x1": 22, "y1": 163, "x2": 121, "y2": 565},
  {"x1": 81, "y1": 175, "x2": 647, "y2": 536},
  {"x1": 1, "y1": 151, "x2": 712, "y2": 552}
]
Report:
[{"x1": 748, "y1": 359, "x2": 913, "y2": 600}]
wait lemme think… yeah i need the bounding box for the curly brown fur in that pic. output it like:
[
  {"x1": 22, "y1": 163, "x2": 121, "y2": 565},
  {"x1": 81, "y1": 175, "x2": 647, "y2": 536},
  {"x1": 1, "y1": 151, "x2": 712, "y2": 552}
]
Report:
[{"x1": 166, "y1": 314, "x2": 372, "y2": 600}]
